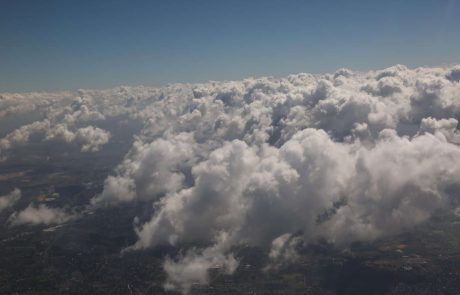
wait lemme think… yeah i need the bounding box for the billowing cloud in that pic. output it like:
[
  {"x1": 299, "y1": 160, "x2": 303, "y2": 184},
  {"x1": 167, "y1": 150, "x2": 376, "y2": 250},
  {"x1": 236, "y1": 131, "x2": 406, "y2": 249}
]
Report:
[
  {"x1": 45, "y1": 124, "x2": 111, "y2": 152},
  {"x1": 0, "y1": 120, "x2": 50, "y2": 160},
  {"x1": 91, "y1": 175, "x2": 136, "y2": 206},
  {"x1": 163, "y1": 233, "x2": 238, "y2": 293},
  {"x1": 0, "y1": 188, "x2": 21, "y2": 212},
  {"x1": 265, "y1": 233, "x2": 303, "y2": 271},
  {"x1": 2, "y1": 64, "x2": 460, "y2": 292},
  {"x1": 91, "y1": 132, "x2": 196, "y2": 206},
  {"x1": 74, "y1": 125, "x2": 111, "y2": 152},
  {"x1": 417, "y1": 117, "x2": 460, "y2": 144},
  {"x1": 8, "y1": 204, "x2": 76, "y2": 226},
  {"x1": 125, "y1": 128, "x2": 460, "y2": 291}
]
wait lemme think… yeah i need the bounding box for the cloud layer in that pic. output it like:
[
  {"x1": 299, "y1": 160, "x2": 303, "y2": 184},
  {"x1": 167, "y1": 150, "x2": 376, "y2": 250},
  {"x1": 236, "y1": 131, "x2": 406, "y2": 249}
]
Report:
[{"x1": 2, "y1": 64, "x2": 460, "y2": 292}]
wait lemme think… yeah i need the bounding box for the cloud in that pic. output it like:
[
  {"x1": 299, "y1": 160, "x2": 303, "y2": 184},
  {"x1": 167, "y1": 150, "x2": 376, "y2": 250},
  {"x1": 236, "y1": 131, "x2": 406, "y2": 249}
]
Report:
[
  {"x1": 91, "y1": 132, "x2": 196, "y2": 206},
  {"x1": 446, "y1": 66, "x2": 460, "y2": 82},
  {"x1": 125, "y1": 128, "x2": 460, "y2": 291},
  {"x1": 91, "y1": 175, "x2": 136, "y2": 206},
  {"x1": 74, "y1": 126, "x2": 111, "y2": 152},
  {"x1": 2, "y1": 64, "x2": 460, "y2": 292},
  {"x1": 417, "y1": 117, "x2": 460, "y2": 144},
  {"x1": 0, "y1": 120, "x2": 50, "y2": 160},
  {"x1": 0, "y1": 120, "x2": 110, "y2": 159},
  {"x1": 44, "y1": 124, "x2": 111, "y2": 152},
  {"x1": 265, "y1": 233, "x2": 303, "y2": 271},
  {"x1": 0, "y1": 188, "x2": 21, "y2": 212},
  {"x1": 8, "y1": 204, "x2": 76, "y2": 226},
  {"x1": 320, "y1": 129, "x2": 460, "y2": 244},
  {"x1": 163, "y1": 232, "x2": 238, "y2": 293},
  {"x1": 96, "y1": 64, "x2": 460, "y2": 292}
]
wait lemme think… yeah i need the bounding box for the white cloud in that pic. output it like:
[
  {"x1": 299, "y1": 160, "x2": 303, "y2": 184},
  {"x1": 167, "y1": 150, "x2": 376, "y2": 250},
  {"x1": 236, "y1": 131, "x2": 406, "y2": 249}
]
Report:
[
  {"x1": 163, "y1": 233, "x2": 238, "y2": 293},
  {"x1": 0, "y1": 188, "x2": 21, "y2": 212},
  {"x1": 0, "y1": 120, "x2": 50, "y2": 160},
  {"x1": 74, "y1": 126, "x2": 111, "y2": 152},
  {"x1": 265, "y1": 233, "x2": 303, "y2": 271},
  {"x1": 417, "y1": 117, "x2": 460, "y2": 144},
  {"x1": 45, "y1": 124, "x2": 111, "y2": 152},
  {"x1": 91, "y1": 175, "x2": 136, "y2": 206},
  {"x1": 8, "y1": 204, "x2": 76, "y2": 226},
  {"x1": 2, "y1": 64, "x2": 460, "y2": 293}
]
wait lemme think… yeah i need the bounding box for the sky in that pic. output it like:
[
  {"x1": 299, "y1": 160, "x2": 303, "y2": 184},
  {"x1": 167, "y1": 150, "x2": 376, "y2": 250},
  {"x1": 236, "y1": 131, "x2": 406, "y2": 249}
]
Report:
[{"x1": 1, "y1": 0, "x2": 459, "y2": 92}]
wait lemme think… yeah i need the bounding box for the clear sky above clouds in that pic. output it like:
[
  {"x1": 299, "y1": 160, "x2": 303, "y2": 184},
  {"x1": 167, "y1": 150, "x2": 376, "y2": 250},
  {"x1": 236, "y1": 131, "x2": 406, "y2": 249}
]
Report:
[{"x1": 1, "y1": 0, "x2": 459, "y2": 92}]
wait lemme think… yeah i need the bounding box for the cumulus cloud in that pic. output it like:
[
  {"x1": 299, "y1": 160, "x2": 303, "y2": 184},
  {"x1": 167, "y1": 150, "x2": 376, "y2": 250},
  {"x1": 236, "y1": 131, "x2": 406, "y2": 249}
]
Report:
[
  {"x1": 265, "y1": 233, "x2": 303, "y2": 271},
  {"x1": 91, "y1": 132, "x2": 196, "y2": 206},
  {"x1": 446, "y1": 66, "x2": 460, "y2": 82},
  {"x1": 0, "y1": 120, "x2": 110, "y2": 159},
  {"x1": 125, "y1": 128, "x2": 460, "y2": 291},
  {"x1": 163, "y1": 233, "x2": 238, "y2": 293},
  {"x1": 74, "y1": 126, "x2": 111, "y2": 152},
  {"x1": 44, "y1": 124, "x2": 111, "y2": 152},
  {"x1": 2, "y1": 64, "x2": 460, "y2": 292},
  {"x1": 91, "y1": 175, "x2": 136, "y2": 206},
  {"x1": 417, "y1": 117, "x2": 460, "y2": 144},
  {"x1": 0, "y1": 120, "x2": 50, "y2": 160},
  {"x1": 0, "y1": 89, "x2": 134, "y2": 159},
  {"x1": 8, "y1": 204, "x2": 76, "y2": 226},
  {"x1": 0, "y1": 188, "x2": 21, "y2": 212},
  {"x1": 94, "y1": 64, "x2": 460, "y2": 292},
  {"x1": 320, "y1": 130, "x2": 460, "y2": 243}
]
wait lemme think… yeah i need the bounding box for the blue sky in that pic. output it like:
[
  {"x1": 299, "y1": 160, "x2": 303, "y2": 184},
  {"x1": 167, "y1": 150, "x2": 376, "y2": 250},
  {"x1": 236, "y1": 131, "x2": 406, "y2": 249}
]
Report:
[{"x1": 1, "y1": 0, "x2": 459, "y2": 92}]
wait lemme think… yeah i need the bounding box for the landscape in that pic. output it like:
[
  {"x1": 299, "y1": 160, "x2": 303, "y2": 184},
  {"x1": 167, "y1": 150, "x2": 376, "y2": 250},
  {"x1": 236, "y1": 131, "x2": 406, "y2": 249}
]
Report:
[
  {"x1": 1, "y1": 64, "x2": 460, "y2": 294},
  {"x1": 1, "y1": 1, "x2": 460, "y2": 294}
]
